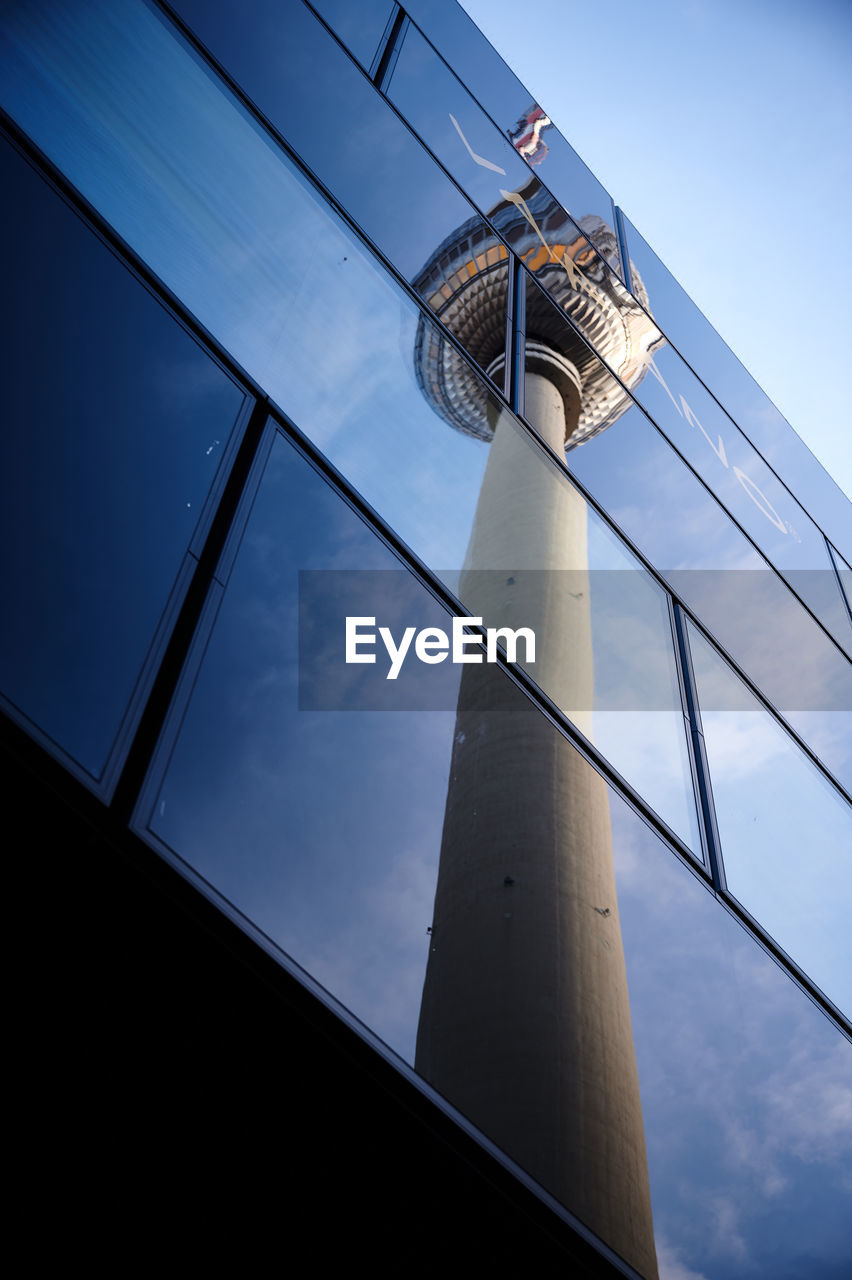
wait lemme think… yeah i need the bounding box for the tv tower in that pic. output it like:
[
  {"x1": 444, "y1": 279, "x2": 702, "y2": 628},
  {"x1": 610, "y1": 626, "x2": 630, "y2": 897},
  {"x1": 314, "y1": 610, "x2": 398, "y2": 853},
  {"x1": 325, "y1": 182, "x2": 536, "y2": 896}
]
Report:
[{"x1": 413, "y1": 180, "x2": 661, "y2": 1278}]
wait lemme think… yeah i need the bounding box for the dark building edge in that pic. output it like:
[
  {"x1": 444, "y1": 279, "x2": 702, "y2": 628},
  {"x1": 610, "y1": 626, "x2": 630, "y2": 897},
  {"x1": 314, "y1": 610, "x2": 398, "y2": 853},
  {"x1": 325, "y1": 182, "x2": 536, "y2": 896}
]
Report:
[{"x1": 6, "y1": 716, "x2": 635, "y2": 1275}]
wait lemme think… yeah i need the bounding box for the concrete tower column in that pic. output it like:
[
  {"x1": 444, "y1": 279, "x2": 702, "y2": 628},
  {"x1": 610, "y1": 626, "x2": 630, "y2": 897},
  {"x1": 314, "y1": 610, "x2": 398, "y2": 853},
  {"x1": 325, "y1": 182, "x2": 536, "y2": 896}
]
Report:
[{"x1": 415, "y1": 355, "x2": 659, "y2": 1279}]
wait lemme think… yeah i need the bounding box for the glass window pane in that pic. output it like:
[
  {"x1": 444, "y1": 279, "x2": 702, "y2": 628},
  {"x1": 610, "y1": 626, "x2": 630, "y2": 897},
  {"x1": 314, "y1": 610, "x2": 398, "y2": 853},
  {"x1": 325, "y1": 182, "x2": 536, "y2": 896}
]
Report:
[
  {"x1": 611, "y1": 794, "x2": 852, "y2": 1280},
  {"x1": 0, "y1": 0, "x2": 697, "y2": 843},
  {"x1": 687, "y1": 619, "x2": 852, "y2": 1017},
  {"x1": 534, "y1": 282, "x2": 852, "y2": 795},
  {"x1": 523, "y1": 247, "x2": 850, "y2": 654},
  {"x1": 403, "y1": 0, "x2": 535, "y2": 135},
  {"x1": 0, "y1": 0, "x2": 504, "y2": 384},
  {"x1": 401, "y1": 1, "x2": 620, "y2": 273},
  {"x1": 138, "y1": 427, "x2": 852, "y2": 1276},
  {"x1": 387, "y1": 23, "x2": 621, "y2": 278},
  {"x1": 623, "y1": 213, "x2": 852, "y2": 568},
  {"x1": 0, "y1": 136, "x2": 245, "y2": 784},
  {"x1": 307, "y1": 0, "x2": 394, "y2": 71},
  {"x1": 631, "y1": 331, "x2": 852, "y2": 653},
  {"x1": 441, "y1": 411, "x2": 701, "y2": 853}
]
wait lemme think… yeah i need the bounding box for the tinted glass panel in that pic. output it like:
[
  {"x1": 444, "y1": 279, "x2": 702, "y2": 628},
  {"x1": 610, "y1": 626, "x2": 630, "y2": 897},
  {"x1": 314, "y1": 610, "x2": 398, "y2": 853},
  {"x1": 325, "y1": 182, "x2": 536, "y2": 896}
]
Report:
[
  {"x1": 687, "y1": 621, "x2": 852, "y2": 1018},
  {"x1": 139, "y1": 425, "x2": 852, "y2": 1277},
  {"x1": 388, "y1": 23, "x2": 621, "y2": 275},
  {"x1": 573, "y1": 401, "x2": 852, "y2": 791},
  {"x1": 523, "y1": 260, "x2": 659, "y2": 449},
  {"x1": 525, "y1": 276, "x2": 852, "y2": 794},
  {"x1": 0, "y1": 137, "x2": 245, "y2": 784},
  {"x1": 308, "y1": 0, "x2": 394, "y2": 71},
  {"x1": 612, "y1": 797, "x2": 852, "y2": 1280},
  {"x1": 630, "y1": 329, "x2": 851, "y2": 653},
  {"x1": 623, "y1": 213, "x2": 852, "y2": 566},
  {"x1": 523, "y1": 240, "x2": 850, "y2": 652},
  {"x1": 439, "y1": 413, "x2": 701, "y2": 853},
  {"x1": 0, "y1": 0, "x2": 697, "y2": 843},
  {"x1": 401, "y1": 1, "x2": 620, "y2": 273},
  {"x1": 403, "y1": 0, "x2": 533, "y2": 131},
  {"x1": 2, "y1": 0, "x2": 503, "y2": 381}
]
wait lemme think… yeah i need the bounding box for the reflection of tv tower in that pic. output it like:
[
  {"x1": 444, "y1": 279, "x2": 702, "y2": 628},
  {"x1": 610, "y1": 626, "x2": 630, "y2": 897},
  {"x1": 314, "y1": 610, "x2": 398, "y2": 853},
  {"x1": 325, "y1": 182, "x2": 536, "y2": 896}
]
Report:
[
  {"x1": 413, "y1": 198, "x2": 660, "y2": 1278},
  {"x1": 508, "y1": 104, "x2": 552, "y2": 164}
]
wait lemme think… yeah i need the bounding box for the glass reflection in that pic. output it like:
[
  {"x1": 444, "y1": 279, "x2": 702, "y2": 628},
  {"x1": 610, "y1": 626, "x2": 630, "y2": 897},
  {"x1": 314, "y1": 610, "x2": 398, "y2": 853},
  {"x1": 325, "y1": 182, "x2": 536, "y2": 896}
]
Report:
[
  {"x1": 400, "y1": 1, "x2": 620, "y2": 273},
  {"x1": 532, "y1": 290, "x2": 852, "y2": 795},
  {"x1": 686, "y1": 621, "x2": 852, "y2": 1018},
  {"x1": 402, "y1": 0, "x2": 537, "y2": 139},
  {"x1": 0, "y1": 135, "x2": 245, "y2": 783},
  {"x1": 388, "y1": 21, "x2": 622, "y2": 282},
  {"x1": 0, "y1": 0, "x2": 696, "y2": 836},
  {"x1": 523, "y1": 269, "x2": 658, "y2": 448},
  {"x1": 622, "y1": 213, "x2": 852, "y2": 569},
  {"x1": 628, "y1": 322, "x2": 852, "y2": 654},
  {"x1": 3, "y1": 0, "x2": 840, "y2": 818},
  {"x1": 1, "y1": 0, "x2": 503, "y2": 381},
  {"x1": 306, "y1": 0, "x2": 394, "y2": 71},
  {"x1": 413, "y1": 251, "x2": 698, "y2": 848},
  {"x1": 406, "y1": 204, "x2": 699, "y2": 848},
  {"x1": 142, "y1": 427, "x2": 852, "y2": 1280},
  {"x1": 611, "y1": 797, "x2": 852, "y2": 1280}
]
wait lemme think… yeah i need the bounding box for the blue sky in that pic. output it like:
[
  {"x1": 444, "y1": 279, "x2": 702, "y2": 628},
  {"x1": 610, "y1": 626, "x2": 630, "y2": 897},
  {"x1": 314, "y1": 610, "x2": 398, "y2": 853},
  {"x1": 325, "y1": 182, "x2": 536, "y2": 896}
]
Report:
[{"x1": 458, "y1": 0, "x2": 852, "y2": 502}]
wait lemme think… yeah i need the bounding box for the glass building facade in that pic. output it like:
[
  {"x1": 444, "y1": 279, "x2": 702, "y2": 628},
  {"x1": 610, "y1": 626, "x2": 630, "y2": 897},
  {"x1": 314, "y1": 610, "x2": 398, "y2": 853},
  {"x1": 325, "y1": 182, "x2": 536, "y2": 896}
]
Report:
[{"x1": 2, "y1": 2, "x2": 850, "y2": 1275}]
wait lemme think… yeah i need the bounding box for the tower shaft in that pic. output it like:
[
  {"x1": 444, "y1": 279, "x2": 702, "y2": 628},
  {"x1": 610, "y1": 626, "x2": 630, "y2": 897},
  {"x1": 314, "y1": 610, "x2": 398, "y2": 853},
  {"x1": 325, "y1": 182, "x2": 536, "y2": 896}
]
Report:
[{"x1": 416, "y1": 369, "x2": 659, "y2": 1279}]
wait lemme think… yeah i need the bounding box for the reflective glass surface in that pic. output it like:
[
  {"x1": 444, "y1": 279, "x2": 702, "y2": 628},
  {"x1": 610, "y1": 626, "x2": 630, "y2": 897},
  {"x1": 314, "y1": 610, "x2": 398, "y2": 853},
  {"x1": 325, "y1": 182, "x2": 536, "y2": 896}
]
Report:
[
  {"x1": 623, "y1": 213, "x2": 852, "y2": 567},
  {"x1": 402, "y1": 0, "x2": 533, "y2": 133},
  {"x1": 0, "y1": 136, "x2": 245, "y2": 784},
  {"x1": 401, "y1": 1, "x2": 621, "y2": 274},
  {"x1": 687, "y1": 621, "x2": 852, "y2": 1018},
  {"x1": 2, "y1": 0, "x2": 503, "y2": 381},
  {"x1": 629, "y1": 320, "x2": 851, "y2": 653},
  {"x1": 0, "y1": 0, "x2": 698, "y2": 843},
  {"x1": 387, "y1": 23, "x2": 621, "y2": 276},
  {"x1": 140, "y1": 425, "x2": 852, "y2": 1278},
  {"x1": 307, "y1": 0, "x2": 394, "y2": 71},
  {"x1": 522, "y1": 238, "x2": 850, "y2": 651},
  {"x1": 527, "y1": 277, "x2": 852, "y2": 793},
  {"x1": 437, "y1": 415, "x2": 701, "y2": 853}
]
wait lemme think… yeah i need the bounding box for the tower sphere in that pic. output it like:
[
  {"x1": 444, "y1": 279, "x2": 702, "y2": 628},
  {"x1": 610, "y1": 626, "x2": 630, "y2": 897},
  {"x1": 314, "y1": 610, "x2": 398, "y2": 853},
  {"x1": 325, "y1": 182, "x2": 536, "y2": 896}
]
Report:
[{"x1": 413, "y1": 190, "x2": 659, "y2": 449}]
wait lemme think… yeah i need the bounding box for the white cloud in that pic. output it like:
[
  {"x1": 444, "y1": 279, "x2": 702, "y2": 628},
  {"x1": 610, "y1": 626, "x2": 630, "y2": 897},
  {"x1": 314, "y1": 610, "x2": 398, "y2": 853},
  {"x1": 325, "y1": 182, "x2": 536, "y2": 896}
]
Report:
[{"x1": 655, "y1": 1235, "x2": 711, "y2": 1280}]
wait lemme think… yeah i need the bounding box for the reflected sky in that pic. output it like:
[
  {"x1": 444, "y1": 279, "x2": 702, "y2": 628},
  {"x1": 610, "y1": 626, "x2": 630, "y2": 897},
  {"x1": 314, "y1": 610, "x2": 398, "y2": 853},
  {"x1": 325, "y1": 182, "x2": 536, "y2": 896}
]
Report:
[
  {"x1": 631, "y1": 336, "x2": 852, "y2": 653},
  {"x1": 0, "y1": 0, "x2": 702, "y2": 835},
  {"x1": 158, "y1": 0, "x2": 493, "y2": 287},
  {"x1": 567, "y1": 401, "x2": 852, "y2": 791},
  {"x1": 0, "y1": 134, "x2": 245, "y2": 780},
  {"x1": 613, "y1": 799, "x2": 852, "y2": 1280},
  {"x1": 0, "y1": 0, "x2": 490, "y2": 318},
  {"x1": 619, "y1": 212, "x2": 852, "y2": 567},
  {"x1": 687, "y1": 621, "x2": 852, "y2": 1018},
  {"x1": 3, "y1": 3, "x2": 850, "y2": 1272},
  {"x1": 307, "y1": 0, "x2": 393, "y2": 71},
  {"x1": 2, "y1": 0, "x2": 845, "y2": 799},
  {"x1": 401, "y1": 0, "x2": 620, "y2": 272},
  {"x1": 144, "y1": 427, "x2": 852, "y2": 1280},
  {"x1": 456, "y1": 0, "x2": 852, "y2": 546}
]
